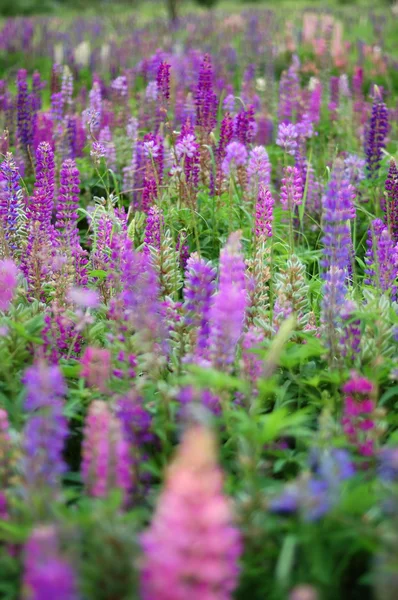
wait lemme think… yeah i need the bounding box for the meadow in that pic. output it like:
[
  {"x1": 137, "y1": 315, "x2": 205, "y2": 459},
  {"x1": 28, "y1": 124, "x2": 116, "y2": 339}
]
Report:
[{"x1": 0, "y1": 4, "x2": 398, "y2": 599}]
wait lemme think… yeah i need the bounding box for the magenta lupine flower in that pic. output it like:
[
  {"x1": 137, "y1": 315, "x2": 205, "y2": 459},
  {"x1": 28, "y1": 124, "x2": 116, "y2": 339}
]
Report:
[
  {"x1": 365, "y1": 87, "x2": 389, "y2": 178},
  {"x1": 156, "y1": 61, "x2": 171, "y2": 104},
  {"x1": 28, "y1": 142, "x2": 55, "y2": 234},
  {"x1": 208, "y1": 232, "x2": 248, "y2": 372},
  {"x1": 22, "y1": 526, "x2": 79, "y2": 600},
  {"x1": 80, "y1": 347, "x2": 112, "y2": 393},
  {"x1": 144, "y1": 206, "x2": 163, "y2": 255},
  {"x1": 276, "y1": 122, "x2": 298, "y2": 155},
  {"x1": 16, "y1": 69, "x2": 34, "y2": 153},
  {"x1": 222, "y1": 142, "x2": 248, "y2": 177},
  {"x1": 247, "y1": 146, "x2": 271, "y2": 190},
  {"x1": 308, "y1": 79, "x2": 322, "y2": 124},
  {"x1": 383, "y1": 159, "x2": 398, "y2": 242},
  {"x1": 140, "y1": 425, "x2": 241, "y2": 600},
  {"x1": 195, "y1": 54, "x2": 217, "y2": 135},
  {"x1": 342, "y1": 373, "x2": 377, "y2": 457},
  {"x1": 184, "y1": 253, "x2": 217, "y2": 357},
  {"x1": 55, "y1": 159, "x2": 81, "y2": 246},
  {"x1": 365, "y1": 218, "x2": 398, "y2": 300},
  {"x1": 215, "y1": 113, "x2": 234, "y2": 190},
  {"x1": 22, "y1": 362, "x2": 68, "y2": 493},
  {"x1": 280, "y1": 166, "x2": 303, "y2": 211},
  {"x1": 321, "y1": 160, "x2": 355, "y2": 275},
  {"x1": 234, "y1": 105, "x2": 256, "y2": 147},
  {"x1": 82, "y1": 400, "x2": 132, "y2": 504},
  {"x1": 142, "y1": 177, "x2": 158, "y2": 213},
  {"x1": 0, "y1": 259, "x2": 18, "y2": 311},
  {"x1": 255, "y1": 184, "x2": 274, "y2": 239}
]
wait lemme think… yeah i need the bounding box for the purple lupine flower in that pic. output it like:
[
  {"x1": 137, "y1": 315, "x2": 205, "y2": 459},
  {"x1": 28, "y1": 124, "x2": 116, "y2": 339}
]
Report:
[
  {"x1": 176, "y1": 133, "x2": 197, "y2": 160},
  {"x1": 156, "y1": 61, "x2": 171, "y2": 104},
  {"x1": 223, "y1": 93, "x2": 235, "y2": 113},
  {"x1": 28, "y1": 142, "x2": 55, "y2": 233},
  {"x1": 55, "y1": 159, "x2": 81, "y2": 246},
  {"x1": 255, "y1": 184, "x2": 274, "y2": 239},
  {"x1": 82, "y1": 400, "x2": 132, "y2": 505},
  {"x1": 142, "y1": 177, "x2": 158, "y2": 213},
  {"x1": 222, "y1": 141, "x2": 248, "y2": 177},
  {"x1": 0, "y1": 153, "x2": 24, "y2": 255},
  {"x1": 344, "y1": 153, "x2": 366, "y2": 189},
  {"x1": 241, "y1": 327, "x2": 264, "y2": 385},
  {"x1": 321, "y1": 160, "x2": 355, "y2": 275},
  {"x1": 321, "y1": 266, "x2": 347, "y2": 353},
  {"x1": 51, "y1": 92, "x2": 63, "y2": 123},
  {"x1": 215, "y1": 112, "x2": 234, "y2": 193},
  {"x1": 308, "y1": 78, "x2": 322, "y2": 124},
  {"x1": 270, "y1": 477, "x2": 330, "y2": 522},
  {"x1": 365, "y1": 87, "x2": 389, "y2": 178},
  {"x1": 365, "y1": 218, "x2": 398, "y2": 300},
  {"x1": 23, "y1": 526, "x2": 79, "y2": 600},
  {"x1": 145, "y1": 81, "x2": 158, "y2": 102},
  {"x1": 195, "y1": 54, "x2": 217, "y2": 136},
  {"x1": 276, "y1": 122, "x2": 298, "y2": 155},
  {"x1": 144, "y1": 206, "x2": 163, "y2": 255},
  {"x1": 143, "y1": 132, "x2": 164, "y2": 184},
  {"x1": 247, "y1": 146, "x2": 271, "y2": 190},
  {"x1": 0, "y1": 259, "x2": 18, "y2": 311},
  {"x1": 22, "y1": 362, "x2": 68, "y2": 492},
  {"x1": 234, "y1": 105, "x2": 256, "y2": 147},
  {"x1": 208, "y1": 232, "x2": 248, "y2": 372},
  {"x1": 111, "y1": 75, "x2": 128, "y2": 98},
  {"x1": 278, "y1": 56, "x2": 300, "y2": 124},
  {"x1": 383, "y1": 159, "x2": 398, "y2": 243},
  {"x1": 280, "y1": 166, "x2": 303, "y2": 211},
  {"x1": 115, "y1": 392, "x2": 155, "y2": 447},
  {"x1": 183, "y1": 253, "x2": 216, "y2": 357},
  {"x1": 16, "y1": 69, "x2": 34, "y2": 153},
  {"x1": 90, "y1": 141, "x2": 106, "y2": 165},
  {"x1": 177, "y1": 386, "x2": 221, "y2": 416}
]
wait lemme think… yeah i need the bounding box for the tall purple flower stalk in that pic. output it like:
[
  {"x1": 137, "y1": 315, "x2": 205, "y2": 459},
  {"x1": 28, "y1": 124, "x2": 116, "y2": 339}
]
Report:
[
  {"x1": 321, "y1": 159, "x2": 355, "y2": 276},
  {"x1": 55, "y1": 159, "x2": 80, "y2": 246},
  {"x1": 195, "y1": 54, "x2": 217, "y2": 136},
  {"x1": 255, "y1": 184, "x2": 274, "y2": 239},
  {"x1": 23, "y1": 526, "x2": 79, "y2": 600},
  {"x1": 234, "y1": 105, "x2": 256, "y2": 147},
  {"x1": 384, "y1": 159, "x2": 398, "y2": 243},
  {"x1": 247, "y1": 146, "x2": 271, "y2": 192},
  {"x1": 365, "y1": 218, "x2": 398, "y2": 300},
  {"x1": 280, "y1": 166, "x2": 303, "y2": 211},
  {"x1": 208, "y1": 232, "x2": 248, "y2": 372},
  {"x1": 22, "y1": 362, "x2": 68, "y2": 495},
  {"x1": 0, "y1": 153, "x2": 24, "y2": 256},
  {"x1": 365, "y1": 87, "x2": 389, "y2": 178},
  {"x1": 278, "y1": 56, "x2": 300, "y2": 124},
  {"x1": 16, "y1": 69, "x2": 34, "y2": 155},
  {"x1": 144, "y1": 206, "x2": 163, "y2": 255},
  {"x1": 28, "y1": 142, "x2": 56, "y2": 234},
  {"x1": 184, "y1": 253, "x2": 217, "y2": 358}
]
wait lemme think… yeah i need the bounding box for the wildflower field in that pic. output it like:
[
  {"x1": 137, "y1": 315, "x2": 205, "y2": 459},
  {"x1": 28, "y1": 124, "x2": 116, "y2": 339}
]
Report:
[{"x1": 0, "y1": 4, "x2": 398, "y2": 599}]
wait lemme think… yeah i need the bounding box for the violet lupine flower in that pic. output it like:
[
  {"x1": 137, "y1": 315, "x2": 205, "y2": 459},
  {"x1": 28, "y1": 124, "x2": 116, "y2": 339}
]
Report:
[
  {"x1": 215, "y1": 113, "x2": 234, "y2": 184},
  {"x1": 321, "y1": 159, "x2": 355, "y2": 275},
  {"x1": 115, "y1": 392, "x2": 154, "y2": 447},
  {"x1": 280, "y1": 166, "x2": 303, "y2": 211},
  {"x1": 111, "y1": 75, "x2": 128, "y2": 98},
  {"x1": 143, "y1": 132, "x2": 164, "y2": 185},
  {"x1": 90, "y1": 140, "x2": 106, "y2": 165},
  {"x1": 0, "y1": 259, "x2": 18, "y2": 311},
  {"x1": 234, "y1": 105, "x2": 256, "y2": 147},
  {"x1": 0, "y1": 153, "x2": 24, "y2": 255},
  {"x1": 177, "y1": 387, "x2": 221, "y2": 416},
  {"x1": 344, "y1": 153, "x2": 366, "y2": 189},
  {"x1": 80, "y1": 347, "x2": 111, "y2": 393},
  {"x1": 175, "y1": 123, "x2": 200, "y2": 194},
  {"x1": 208, "y1": 232, "x2": 248, "y2": 372},
  {"x1": 16, "y1": 69, "x2": 34, "y2": 153},
  {"x1": 146, "y1": 81, "x2": 158, "y2": 102},
  {"x1": 22, "y1": 526, "x2": 79, "y2": 600},
  {"x1": 247, "y1": 146, "x2": 271, "y2": 190},
  {"x1": 195, "y1": 54, "x2": 217, "y2": 136},
  {"x1": 365, "y1": 218, "x2": 398, "y2": 300},
  {"x1": 276, "y1": 122, "x2": 298, "y2": 155},
  {"x1": 51, "y1": 92, "x2": 63, "y2": 123},
  {"x1": 222, "y1": 141, "x2": 248, "y2": 177},
  {"x1": 156, "y1": 61, "x2": 171, "y2": 104},
  {"x1": 308, "y1": 78, "x2": 322, "y2": 124},
  {"x1": 223, "y1": 94, "x2": 235, "y2": 113},
  {"x1": 82, "y1": 400, "x2": 132, "y2": 505},
  {"x1": 321, "y1": 266, "x2": 347, "y2": 354},
  {"x1": 183, "y1": 253, "x2": 217, "y2": 357},
  {"x1": 55, "y1": 159, "x2": 81, "y2": 246},
  {"x1": 278, "y1": 56, "x2": 300, "y2": 124},
  {"x1": 383, "y1": 159, "x2": 398, "y2": 243},
  {"x1": 144, "y1": 206, "x2": 163, "y2": 255},
  {"x1": 255, "y1": 184, "x2": 274, "y2": 239},
  {"x1": 140, "y1": 425, "x2": 241, "y2": 600},
  {"x1": 28, "y1": 142, "x2": 55, "y2": 233},
  {"x1": 22, "y1": 362, "x2": 68, "y2": 492},
  {"x1": 365, "y1": 87, "x2": 389, "y2": 178},
  {"x1": 342, "y1": 373, "x2": 377, "y2": 457}
]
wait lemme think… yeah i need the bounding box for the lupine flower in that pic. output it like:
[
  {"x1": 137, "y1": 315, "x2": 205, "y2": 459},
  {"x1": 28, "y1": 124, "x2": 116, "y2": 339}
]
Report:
[
  {"x1": 82, "y1": 400, "x2": 132, "y2": 504},
  {"x1": 247, "y1": 146, "x2": 271, "y2": 191},
  {"x1": 144, "y1": 206, "x2": 163, "y2": 255},
  {"x1": 340, "y1": 300, "x2": 361, "y2": 361},
  {"x1": 80, "y1": 347, "x2": 112, "y2": 393},
  {"x1": 146, "y1": 81, "x2": 158, "y2": 102},
  {"x1": 55, "y1": 159, "x2": 81, "y2": 246},
  {"x1": 222, "y1": 141, "x2": 248, "y2": 177},
  {"x1": 184, "y1": 253, "x2": 217, "y2": 357},
  {"x1": 140, "y1": 424, "x2": 241, "y2": 600},
  {"x1": 67, "y1": 286, "x2": 99, "y2": 308},
  {"x1": 28, "y1": 142, "x2": 56, "y2": 234},
  {"x1": 383, "y1": 158, "x2": 398, "y2": 243},
  {"x1": 16, "y1": 69, "x2": 34, "y2": 154},
  {"x1": 321, "y1": 266, "x2": 347, "y2": 355},
  {"x1": 234, "y1": 105, "x2": 256, "y2": 147},
  {"x1": 0, "y1": 153, "x2": 25, "y2": 255},
  {"x1": 344, "y1": 153, "x2": 366, "y2": 189},
  {"x1": 195, "y1": 54, "x2": 217, "y2": 136},
  {"x1": 365, "y1": 87, "x2": 389, "y2": 178},
  {"x1": 156, "y1": 61, "x2": 171, "y2": 106},
  {"x1": 208, "y1": 232, "x2": 248, "y2": 371},
  {"x1": 22, "y1": 362, "x2": 68, "y2": 494},
  {"x1": 278, "y1": 56, "x2": 300, "y2": 123},
  {"x1": 273, "y1": 254, "x2": 310, "y2": 330},
  {"x1": 0, "y1": 259, "x2": 18, "y2": 311},
  {"x1": 321, "y1": 159, "x2": 355, "y2": 275},
  {"x1": 276, "y1": 122, "x2": 298, "y2": 155},
  {"x1": 280, "y1": 166, "x2": 303, "y2": 210},
  {"x1": 254, "y1": 184, "x2": 274, "y2": 239},
  {"x1": 90, "y1": 141, "x2": 106, "y2": 164},
  {"x1": 342, "y1": 373, "x2": 378, "y2": 457},
  {"x1": 241, "y1": 327, "x2": 264, "y2": 385},
  {"x1": 365, "y1": 218, "x2": 398, "y2": 300},
  {"x1": 22, "y1": 526, "x2": 79, "y2": 600},
  {"x1": 177, "y1": 386, "x2": 221, "y2": 416}
]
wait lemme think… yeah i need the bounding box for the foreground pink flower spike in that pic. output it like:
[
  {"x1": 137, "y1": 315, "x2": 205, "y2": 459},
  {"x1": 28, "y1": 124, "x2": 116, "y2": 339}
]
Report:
[
  {"x1": 0, "y1": 259, "x2": 18, "y2": 312},
  {"x1": 140, "y1": 425, "x2": 241, "y2": 600}
]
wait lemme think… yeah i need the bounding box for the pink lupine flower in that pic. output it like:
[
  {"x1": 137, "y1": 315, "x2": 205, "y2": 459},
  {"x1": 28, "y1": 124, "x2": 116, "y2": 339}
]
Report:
[{"x1": 0, "y1": 259, "x2": 18, "y2": 311}]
